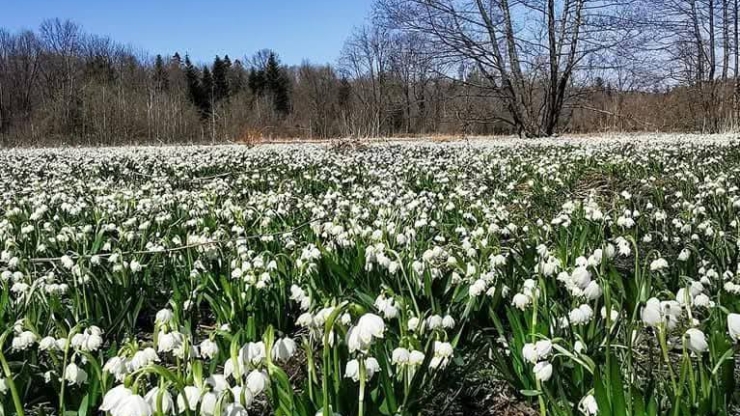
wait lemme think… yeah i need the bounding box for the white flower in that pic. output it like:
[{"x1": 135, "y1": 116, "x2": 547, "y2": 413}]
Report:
[
  {"x1": 246, "y1": 369, "x2": 270, "y2": 395},
  {"x1": 176, "y1": 386, "x2": 200, "y2": 412},
  {"x1": 535, "y1": 339, "x2": 552, "y2": 358},
  {"x1": 579, "y1": 394, "x2": 598, "y2": 415},
  {"x1": 347, "y1": 313, "x2": 385, "y2": 353},
  {"x1": 103, "y1": 356, "x2": 129, "y2": 381},
  {"x1": 512, "y1": 293, "x2": 531, "y2": 310},
  {"x1": 223, "y1": 403, "x2": 249, "y2": 416},
  {"x1": 64, "y1": 362, "x2": 87, "y2": 385},
  {"x1": 144, "y1": 386, "x2": 174, "y2": 414},
  {"x1": 392, "y1": 347, "x2": 410, "y2": 365},
  {"x1": 240, "y1": 341, "x2": 266, "y2": 366},
  {"x1": 409, "y1": 350, "x2": 425, "y2": 366},
  {"x1": 641, "y1": 298, "x2": 662, "y2": 327},
  {"x1": 205, "y1": 374, "x2": 230, "y2": 393},
  {"x1": 650, "y1": 258, "x2": 668, "y2": 272},
  {"x1": 522, "y1": 343, "x2": 538, "y2": 364},
  {"x1": 200, "y1": 339, "x2": 219, "y2": 360},
  {"x1": 11, "y1": 331, "x2": 37, "y2": 351},
  {"x1": 100, "y1": 385, "x2": 133, "y2": 414},
  {"x1": 39, "y1": 336, "x2": 58, "y2": 352},
  {"x1": 533, "y1": 361, "x2": 553, "y2": 381},
  {"x1": 345, "y1": 358, "x2": 381, "y2": 382},
  {"x1": 272, "y1": 337, "x2": 297, "y2": 361},
  {"x1": 728, "y1": 313, "x2": 740, "y2": 342},
  {"x1": 407, "y1": 317, "x2": 420, "y2": 332},
  {"x1": 200, "y1": 392, "x2": 218, "y2": 416},
  {"x1": 155, "y1": 309, "x2": 174, "y2": 325},
  {"x1": 442, "y1": 315, "x2": 456, "y2": 329},
  {"x1": 685, "y1": 328, "x2": 708, "y2": 354},
  {"x1": 231, "y1": 385, "x2": 254, "y2": 407},
  {"x1": 426, "y1": 315, "x2": 443, "y2": 330},
  {"x1": 113, "y1": 394, "x2": 152, "y2": 416}
]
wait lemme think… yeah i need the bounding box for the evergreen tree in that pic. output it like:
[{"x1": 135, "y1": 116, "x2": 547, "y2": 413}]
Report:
[
  {"x1": 153, "y1": 54, "x2": 169, "y2": 91},
  {"x1": 171, "y1": 52, "x2": 182, "y2": 66},
  {"x1": 264, "y1": 52, "x2": 290, "y2": 115},
  {"x1": 212, "y1": 56, "x2": 230, "y2": 101},
  {"x1": 248, "y1": 68, "x2": 266, "y2": 96},
  {"x1": 201, "y1": 66, "x2": 213, "y2": 115},
  {"x1": 184, "y1": 55, "x2": 206, "y2": 117},
  {"x1": 230, "y1": 59, "x2": 246, "y2": 94}
]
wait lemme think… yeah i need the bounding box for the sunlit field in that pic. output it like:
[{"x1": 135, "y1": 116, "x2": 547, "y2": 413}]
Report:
[{"x1": 2, "y1": 134, "x2": 740, "y2": 416}]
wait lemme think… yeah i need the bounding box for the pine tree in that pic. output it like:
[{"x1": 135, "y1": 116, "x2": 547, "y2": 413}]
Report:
[
  {"x1": 230, "y1": 59, "x2": 246, "y2": 94},
  {"x1": 201, "y1": 66, "x2": 213, "y2": 115},
  {"x1": 171, "y1": 52, "x2": 182, "y2": 67},
  {"x1": 264, "y1": 52, "x2": 290, "y2": 115},
  {"x1": 248, "y1": 68, "x2": 266, "y2": 96},
  {"x1": 153, "y1": 54, "x2": 169, "y2": 91},
  {"x1": 212, "y1": 56, "x2": 230, "y2": 102},
  {"x1": 184, "y1": 55, "x2": 206, "y2": 117}
]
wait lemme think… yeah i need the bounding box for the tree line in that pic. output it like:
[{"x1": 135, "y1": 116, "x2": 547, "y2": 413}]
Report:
[{"x1": 1, "y1": 0, "x2": 740, "y2": 144}]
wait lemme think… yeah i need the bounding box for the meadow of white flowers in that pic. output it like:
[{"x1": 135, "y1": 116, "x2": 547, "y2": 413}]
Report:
[{"x1": 1, "y1": 135, "x2": 740, "y2": 416}]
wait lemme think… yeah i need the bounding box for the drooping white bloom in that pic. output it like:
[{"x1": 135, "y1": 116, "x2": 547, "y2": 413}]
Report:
[
  {"x1": 199, "y1": 339, "x2": 219, "y2": 360},
  {"x1": 728, "y1": 313, "x2": 740, "y2": 342},
  {"x1": 347, "y1": 313, "x2": 385, "y2": 353},
  {"x1": 64, "y1": 362, "x2": 88, "y2": 385},
  {"x1": 246, "y1": 369, "x2": 270, "y2": 395},
  {"x1": 684, "y1": 328, "x2": 708, "y2": 354},
  {"x1": 240, "y1": 341, "x2": 267, "y2": 366},
  {"x1": 100, "y1": 385, "x2": 133, "y2": 414},
  {"x1": 11, "y1": 331, "x2": 37, "y2": 351},
  {"x1": 144, "y1": 386, "x2": 174, "y2": 414},
  {"x1": 155, "y1": 309, "x2": 174, "y2": 325},
  {"x1": 176, "y1": 386, "x2": 201, "y2": 412},
  {"x1": 579, "y1": 394, "x2": 598, "y2": 415},
  {"x1": 392, "y1": 347, "x2": 410, "y2": 365},
  {"x1": 533, "y1": 361, "x2": 553, "y2": 381},
  {"x1": 272, "y1": 337, "x2": 297, "y2": 361},
  {"x1": 113, "y1": 394, "x2": 152, "y2": 416}
]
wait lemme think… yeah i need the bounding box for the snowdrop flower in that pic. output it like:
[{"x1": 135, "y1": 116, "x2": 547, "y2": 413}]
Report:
[
  {"x1": 223, "y1": 403, "x2": 249, "y2": 416},
  {"x1": 272, "y1": 337, "x2": 297, "y2": 361},
  {"x1": 144, "y1": 386, "x2": 174, "y2": 414},
  {"x1": 176, "y1": 386, "x2": 200, "y2": 412},
  {"x1": 345, "y1": 358, "x2": 381, "y2": 382},
  {"x1": 155, "y1": 309, "x2": 174, "y2": 325},
  {"x1": 407, "y1": 317, "x2": 420, "y2": 332},
  {"x1": 512, "y1": 293, "x2": 531, "y2": 310},
  {"x1": 246, "y1": 369, "x2": 270, "y2": 395},
  {"x1": 114, "y1": 394, "x2": 152, "y2": 416},
  {"x1": 728, "y1": 313, "x2": 740, "y2": 342},
  {"x1": 469, "y1": 279, "x2": 487, "y2": 297},
  {"x1": 426, "y1": 315, "x2": 443, "y2": 330},
  {"x1": 347, "y1": 313, "x2": 385, "y2": 353},
  {"x1": 64, "y1": 363, "x2": 88, "y2": 385},
  {"x1": 684, "y1": 328, "x2": 708, "y2": 354},
  {"x1": 409, "y1": 350, "x2": 425, "y2": 366},
  {"x1": 11, "y1": 331, "x2": 37, "y2": 351},
  {"x1": 442, "y1": 314, "x2": 456, "y2": 329},
  {"x1": 579, "y1": 394, "x2": 598, "y2": 415},
  {"x1": 641, "y1": 298, "x2": 662, "y2": 327},
  {"x1": 100, "y1": 385, "x2": 133, "y2": 414},
  {"x1": 241, "y1": 341, "x2": 267, "y2": 366},
  {"x1": 650, "y1": 258, "x2": 668, "y2": 272},
  {"x1": 533, "y1": 361, "x2": 553, "y2": 381},
  {"x1": 200, "y1": 339, "x2": 219, "y2": 360},
  {"x1": 392, "y1": 347, "x2": 410, "y2": 365}
]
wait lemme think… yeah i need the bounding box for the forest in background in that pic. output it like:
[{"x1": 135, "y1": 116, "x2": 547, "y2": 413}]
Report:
[{"x1": 2, "y1": 0, "x2": 740, "y2": 145}]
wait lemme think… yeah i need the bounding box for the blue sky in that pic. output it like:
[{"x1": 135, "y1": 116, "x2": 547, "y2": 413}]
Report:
[{"x1": 1, "y1": 0, "x2": 374, "y2": 65}]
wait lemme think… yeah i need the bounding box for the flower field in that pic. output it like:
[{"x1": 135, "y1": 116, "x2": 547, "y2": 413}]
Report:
[{"x1": 2, "y1": 135, "x2": 740, "y2": 416}]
